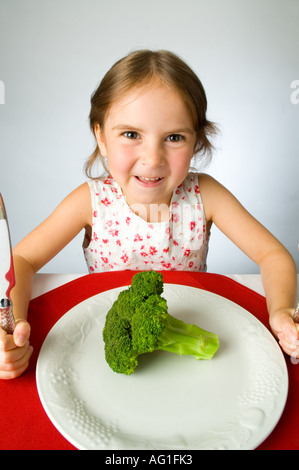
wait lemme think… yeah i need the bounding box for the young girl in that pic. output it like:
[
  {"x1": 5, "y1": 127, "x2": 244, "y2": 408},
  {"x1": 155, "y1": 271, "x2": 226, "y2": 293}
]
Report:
[{"x1": 1, "y1": 50, "x2": 298, "y2": 379}]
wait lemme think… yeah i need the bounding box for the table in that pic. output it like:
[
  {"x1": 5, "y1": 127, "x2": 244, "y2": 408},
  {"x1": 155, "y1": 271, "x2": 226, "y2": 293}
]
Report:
[{"x1": 1, "y1": 271, "x2": 299, "y2": 451}]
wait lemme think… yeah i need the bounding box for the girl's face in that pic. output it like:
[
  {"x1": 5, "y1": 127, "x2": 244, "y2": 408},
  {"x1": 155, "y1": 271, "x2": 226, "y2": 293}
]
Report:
[{"x1": 95, "y1": 83, "x2": 196, "y2": 217}]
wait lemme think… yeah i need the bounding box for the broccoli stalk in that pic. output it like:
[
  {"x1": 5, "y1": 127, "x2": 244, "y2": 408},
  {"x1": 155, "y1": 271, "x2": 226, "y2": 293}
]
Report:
[
  {"x1": 154, "y1": 314, "x2": 220, "y2": 360},
  {"x1": 102, "y1": 271, "x2": 219, "y2": 375}
]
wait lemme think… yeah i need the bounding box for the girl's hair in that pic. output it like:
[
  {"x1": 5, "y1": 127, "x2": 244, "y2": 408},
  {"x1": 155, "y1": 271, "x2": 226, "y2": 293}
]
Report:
[{"x1": 85, "y1": 49, "x2": 218, "y2": 178}]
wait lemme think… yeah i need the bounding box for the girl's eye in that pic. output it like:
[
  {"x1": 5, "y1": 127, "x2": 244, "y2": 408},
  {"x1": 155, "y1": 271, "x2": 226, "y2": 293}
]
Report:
[
  {"x1": 123, "y1": 131, "x2": 139, "y2": 139},
  {"x1": 167, "y1": 134, "x2": 184, "y2": 142}
]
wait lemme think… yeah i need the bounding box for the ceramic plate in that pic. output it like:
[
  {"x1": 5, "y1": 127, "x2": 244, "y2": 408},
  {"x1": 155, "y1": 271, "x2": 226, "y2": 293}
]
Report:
[{"x1": 36, "y1": 284, "x2": 288, "y2": 450}]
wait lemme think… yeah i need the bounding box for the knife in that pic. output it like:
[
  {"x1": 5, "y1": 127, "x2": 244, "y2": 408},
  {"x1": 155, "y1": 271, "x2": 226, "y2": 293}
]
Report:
[
  {"x1": 293, "y1": 242, "x2": 299, "y2": 324},
  {"x1": 0, "y1": 193, "x2": 16, "y2": 334}
]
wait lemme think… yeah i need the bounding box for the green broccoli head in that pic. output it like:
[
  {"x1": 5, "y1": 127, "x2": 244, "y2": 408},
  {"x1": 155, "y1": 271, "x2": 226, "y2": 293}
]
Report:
[
  {"x1": 102, "y1": 300, "x2": 138, "y2": 375},
  {"x1": 131, "y1": 295, "x2": 168, "y2": 354},
  {"x1": 130, "y1": 270, "x2": 164, "y2": 299},
  {"x1": 102, "y1": 271, "x2": 219, "y2": 375},
  {"x1": 116, "y1": 289, "x2": 142, "y2": 321},
  {"x1": 104, "y1": 334, "x2": 138, "y2": 375}
]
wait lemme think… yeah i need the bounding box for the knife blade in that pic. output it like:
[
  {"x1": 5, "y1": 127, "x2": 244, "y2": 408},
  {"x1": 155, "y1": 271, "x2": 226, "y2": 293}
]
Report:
[
  {"x1": 293, "y1": 242, "x2": 299, "y2": 324},
  {"x1": 0, "y1": 193, "x2": 16, "y2": 334}
]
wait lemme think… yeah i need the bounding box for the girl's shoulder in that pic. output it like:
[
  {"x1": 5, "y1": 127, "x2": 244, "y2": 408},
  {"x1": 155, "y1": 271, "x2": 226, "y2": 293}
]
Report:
[
  {"x1": 196, "y1": 172, "x2": 238, "y2": 223},
  {"x1": 194, "y1": 172, "x2": 224, "y2": 198},
  {"x1": 58, "y1": 181, "x2": 92, "y2": 227},
  {"x1": 197, "y1": 172, "x2": 237, "y2": 199}
]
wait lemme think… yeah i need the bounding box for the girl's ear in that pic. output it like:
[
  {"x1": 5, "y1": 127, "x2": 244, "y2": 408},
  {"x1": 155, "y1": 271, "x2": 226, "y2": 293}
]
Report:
[{"x1": 94, "y1": 124, "x2": 107, "y2": 157}]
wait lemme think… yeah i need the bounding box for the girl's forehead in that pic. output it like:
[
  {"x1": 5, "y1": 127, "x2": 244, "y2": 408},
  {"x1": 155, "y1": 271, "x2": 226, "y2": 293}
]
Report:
[{"x1": 106, "y1": 81, "x2": 189, "y2": 117}]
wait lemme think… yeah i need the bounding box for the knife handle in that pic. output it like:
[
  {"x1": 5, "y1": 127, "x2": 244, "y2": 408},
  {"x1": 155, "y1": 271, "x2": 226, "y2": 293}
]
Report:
[
  {"x1": 293, "y1": 303, "x2": 299, "y2": 324},
  {"x1": 0, "y1": 299, "x2": 15, "y2": 334}
]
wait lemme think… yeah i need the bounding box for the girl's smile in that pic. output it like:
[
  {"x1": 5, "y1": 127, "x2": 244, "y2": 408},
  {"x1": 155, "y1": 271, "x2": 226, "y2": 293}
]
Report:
[
  {"x1": 94, "y1": 82, "x2": 197, "y2": 220},
  {"x1": 134, "y1": 175, "x2": 164, "y2": 186}
]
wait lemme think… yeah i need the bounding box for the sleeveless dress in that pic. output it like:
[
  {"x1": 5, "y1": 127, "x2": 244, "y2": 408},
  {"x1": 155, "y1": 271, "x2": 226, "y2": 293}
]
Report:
[{"x1": 83, "y1": 172, "x2": 209, "y2": 272}]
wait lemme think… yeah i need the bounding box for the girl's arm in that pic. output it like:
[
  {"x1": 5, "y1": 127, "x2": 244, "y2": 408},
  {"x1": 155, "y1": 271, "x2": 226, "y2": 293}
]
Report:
[
  {"x1": 198, "y1": 173, "x2": 298, "y2": 357},
  {"x1": 12, "y1": 182, "x2": 91, "y2": 315},
  {"x1": 0, "y1": 183, "x2": 91, "y2": 379}
]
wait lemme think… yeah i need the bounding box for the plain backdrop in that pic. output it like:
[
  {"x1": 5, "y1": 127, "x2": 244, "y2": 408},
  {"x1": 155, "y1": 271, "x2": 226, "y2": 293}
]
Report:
[{"x1": 0, "y1": 0, "x2": 298, "y2": 274}]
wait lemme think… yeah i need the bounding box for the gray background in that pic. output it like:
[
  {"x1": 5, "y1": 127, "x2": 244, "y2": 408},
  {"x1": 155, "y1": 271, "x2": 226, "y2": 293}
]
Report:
[{"x1": 0, "y1": 0, "x2": 298, "y2": 274}]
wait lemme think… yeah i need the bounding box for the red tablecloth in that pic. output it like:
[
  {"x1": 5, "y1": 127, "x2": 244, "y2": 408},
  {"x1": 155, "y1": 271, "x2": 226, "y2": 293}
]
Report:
[{"x1": 0, "y1": 271, "x2": 298, "y2": 450}]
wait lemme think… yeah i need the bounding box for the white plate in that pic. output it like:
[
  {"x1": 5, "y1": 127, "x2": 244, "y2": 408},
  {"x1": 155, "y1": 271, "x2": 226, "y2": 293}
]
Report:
[{"x1": 36, "y1": 284, "x2": 288, "y2": 450}]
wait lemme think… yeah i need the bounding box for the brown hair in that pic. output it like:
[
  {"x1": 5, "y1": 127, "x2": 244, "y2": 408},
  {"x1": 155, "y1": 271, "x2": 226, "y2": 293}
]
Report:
[{"x1": 85, "y1": 49, "x2": 218, "y2": 178}]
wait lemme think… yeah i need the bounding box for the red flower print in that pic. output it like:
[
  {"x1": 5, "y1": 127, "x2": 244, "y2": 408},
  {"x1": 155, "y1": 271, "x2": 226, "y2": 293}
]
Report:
[
  {"x1": 93, "y1": 232, "x2": 98, "y2": 242},
  {"x1": 126, "y1": 217, "x2": 131, "y2": 225},
  {"x1": 101, "y1": 197, "x2": 111, "y2": 206},
  {"x1": 134, "y1": 233, "x2": 143, "y2": 242},
  {"x1": 189, "y1": 261, "x2": 194, "y2": 268},
  {"x1": 162, "y1": 262, "x2": 172, "y2": 269},
  {"x1": 90, "y1": 266, "x2": 94, "y2": 272},
  {"x1": 183, "y1": 249, "x2": 191, "y2": 257},
  {"x1": 194, "y1": 185, "x2": 200, "y2": 194},
  {"x1": 104, "y1": 178, "x2": 112, "y2": 185},
  {"x1": 189, "y1": 221, "x2": 196, "y2": 231},
  {"x1": 106, "y1": 220, "x2": 113, "y2": 227},
  {"x1": 163, "y1": 247, "x2": 169, "y2": 253},
  {"x1": 109, "y1": 229, "x2": 119, "y2": 237},
  {"x1": 93, "y1": 211, "x2": 98, "y2": 218},
  {"x1": 121, "y1": 254, "x2": 129, "y2": 263},
  {"x1": 149, "y1": 246, "x2": 157, "y2": 255},
  {"x1": 141, "y1": 252, "x2": 148, "y2": 257},
  {"x1": 116, "y1": 240, "x2": 121, "y2": 246},
  {"x1": 101, "y1": 257, "x2": 109, "y2": 264},
  {"x1": 102, "y1": 239, "x2": 109, "y2": 244}
]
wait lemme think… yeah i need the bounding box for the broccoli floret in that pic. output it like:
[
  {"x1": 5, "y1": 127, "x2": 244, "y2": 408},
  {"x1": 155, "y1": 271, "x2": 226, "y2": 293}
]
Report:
[
  {"x1": 102, "y1": 300, "x2": 138, "y2": 375},
  {"x1": 102, "y1": 271, "x2": 219, "y2": 375},
  {"x1": 130, "y1": 270, "x2": 164, "y2": 299}
]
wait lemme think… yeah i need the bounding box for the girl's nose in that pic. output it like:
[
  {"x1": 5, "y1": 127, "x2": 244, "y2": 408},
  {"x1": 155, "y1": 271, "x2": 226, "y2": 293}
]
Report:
[{"x1": 141, "y1": 141, "x2": 164, "y2": 167}]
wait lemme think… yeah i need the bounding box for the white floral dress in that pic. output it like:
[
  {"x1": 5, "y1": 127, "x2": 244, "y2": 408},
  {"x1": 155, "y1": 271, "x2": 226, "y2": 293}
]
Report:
[{"x1": 83, "y1": 172, "x2": 209, "y2": 272}]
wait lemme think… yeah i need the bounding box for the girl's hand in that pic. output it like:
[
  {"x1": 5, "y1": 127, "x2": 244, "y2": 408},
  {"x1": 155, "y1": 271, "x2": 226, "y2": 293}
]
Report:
[
  {"x1": 0, "y1": 320, "x2": 33, "y2": 379},
  {"x1": 269, "y1": 309, "x2": 299, "y2": 358}
]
